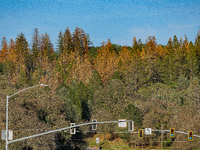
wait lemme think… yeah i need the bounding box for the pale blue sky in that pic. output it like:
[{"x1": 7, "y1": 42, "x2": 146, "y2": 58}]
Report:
[{"x1": 1, "y1": 0, "x2": 200, "y2": 48}]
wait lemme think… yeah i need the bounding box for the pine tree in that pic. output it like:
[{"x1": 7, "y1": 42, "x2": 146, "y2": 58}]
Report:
[
  {"x1": 40, "y1": 33, "x2": 54, "y2": 60},
  {"x1": 0, "y1": 37, "x2": 8, "y2": 63},
  {"x1": 7, "y1": 39, "x2": 17, "y2": 81},
  {"x1": 186, "y1": 41, "x2": 199, "y2": 77},
  {"x1": 31, "y1": 28, "x2": 41, "y2": 62},
  {"x1": 73, "y1": 27, "x2": 82, "y2": 56},
  {"x1": 56, "y1": 30, "x2": 64, "y2": 54},
  {"x1": 195, "y1": 30, "x2": 200, "y2": 63},
  {"x1": 195, "y1": 30, "x2": 200, "y2": 50},
  {"x1": 8, "y1": 39, "x2": 17, "y2": 63},
  {"x1": 72, "y1": 27, "x2": 90, "y2": 56},
  {"x1": 15, "y1": 33, "x2": 30, "y2": 87},
  {"x1": 63, "y1": 27, "x2": 73, "y2": 55},
  {"x1": 132, "y1": 36, "x2": 139, "y2": 54},
  {"x1": 0, "y1": 37, "x2": 9, "y2": 75},
  {"x1": 172, "y1": 35, "x2": 180, "y2": 56},
  {"x1": 15, "y1": 33, "x2": 29, "y2": 66},
  {"x1": 159, "y1": 38, "x2": 177, "y2": 83}
]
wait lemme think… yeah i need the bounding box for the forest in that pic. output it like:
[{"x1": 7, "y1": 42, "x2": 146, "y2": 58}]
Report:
[{"x1": 0, "y1": 27, "x2": 200, "y2": 149}]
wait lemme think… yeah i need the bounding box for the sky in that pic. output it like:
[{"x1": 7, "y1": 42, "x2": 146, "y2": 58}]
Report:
[{"x1": 0, "y1": 0, "x2": 200, "y2": 48}]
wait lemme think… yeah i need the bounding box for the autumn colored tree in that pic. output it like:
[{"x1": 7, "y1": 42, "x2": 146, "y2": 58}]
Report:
[
  {"x1": 1, "y1": 27, "x2": 200, "y2": 149},
  {"x1": 118, "y1": 46, "x2": 132, "y2": 68},
  {"x1": 5, "y1": 39, "x2": 18, "y2": 83},
  {"x1": 132, "y1": 36, "x2": 139, "y2": 54},
  {"x1": 0, "y1": 37, "x2": 8, "y2": 63},
  {"x1": 145, "y1": 36, "x2": 157, "y2": 58},
  {"x1": 95, "y1": 40, "x2": 118, "y2": 83},
  {"x1": 40, "y1": 33, "x2": 54, "y2": 60},
  {"x1": 72, "y1": 27, "x2": 90, "y2": 56}
]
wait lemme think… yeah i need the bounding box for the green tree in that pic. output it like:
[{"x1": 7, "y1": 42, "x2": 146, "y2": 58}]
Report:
[
  {"x1": 160, "y1": 38, "x2": 177, "y2": 83},
  {"x1": 88, "y1": 70, "x2": 103, "y2": 93},
  {"x1": 121, "y1": 104, "x2": 143, "y2": 127},
  {"x1": 31, "y1": 28, "x2": 41, "y2": 63},
  {"x1": 186, "y1": 41, "x2": 199, "y2": 78},
  {"x1": 15, "y1": 33, "x2": 29, "y2": 64},
  {"x1": 62, "y1": 81, "x2": 92, "y2": 121},
  {"x1": 56, "y1": 30, "x2": 64, "y2": 54},
  {"x1": 63, "y1": 27, "x2": 73, "y2": 55},
  {"x1": 55, "y1": 83, "x2": 81, "y2": 122},
  {"x1": 172, "y1": 35, "x2": 180, "y2": 52}
]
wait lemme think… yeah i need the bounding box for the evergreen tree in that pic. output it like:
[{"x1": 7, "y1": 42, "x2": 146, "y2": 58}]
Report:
[
  {"x1": 56, "y1": 30, "x2": 64, "y2": 54},
  {"x1": 72, "y1": 27, "x2": 90, "y2": 56},
  {"x1": 73, "y1": 27, "x2": 83, "y2": 56},
  {"x1": 195, "y1": 30, "x2": 200, "y2": 51},
  {"x1": 186, "y1": 41, "x2": 199, "y2": 77},
  {"x1": 195, "y1": 30, "x2": 200, "y2": 71},
  {"x1": 31, "y1": 28, "x2": 41, "y2": 62},
  {"x1": 67, "y1": 81, "x2": 92, "y2": 121},
  {"x1": 63, "y1": 27, "x2": 73, "y2": 54},
  {"x1": 172, "y1": 35, "x2": 180, "y2": 54},
  {"x1": 40, "y1": 32, "x2": 54, "y2": 60},
  {"x1": 15, "y1": 33, "x2": 29, "y2": 71},
  {"x1": 88, "y1": 70, "x2": 103, "y2": 94},
  {"x1": 121, "y1": 104, "x2": 143, "y2": 127},
  {"x1": 161, "y1": 38, "x2": 177, "y2": 83}
]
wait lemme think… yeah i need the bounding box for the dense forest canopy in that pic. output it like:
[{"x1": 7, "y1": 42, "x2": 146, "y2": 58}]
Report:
[{"x1": 0, "y1": 28, "x2": 200, "y2": 149}]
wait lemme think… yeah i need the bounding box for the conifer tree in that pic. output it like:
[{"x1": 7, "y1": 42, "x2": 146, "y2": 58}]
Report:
[
  {"x1": 132, "y1": 36, "x2": 139, "y2": 54},
  {"x1": 73, "y1": 27, "x2": 82, "y2": 56},
  {"x1": 6, "y1": 39, "x2": 17, "y2": 82},
  {"x1": 63, "y1": 27, "x2": 73, "y2": 55},
  {"x1": 56, "y1": 30, "x2": 64, "y2": 54},
  {"x1": 31, "y1": 28, "x2": 41, "y2": 63},
  {"x1": 0, "y1": 37, "x2": 8, "y2": 63},
  {"x1": 163, "y1": 38, "x2": 177, "y2": 82},
  {"x1": 7, "y1": 39, "x2": 17, "y2": 64},
  {"x1": 73, "y1": 27, "x2": 90, "y2": 56},
  {"x1": 172, "y1": 35, "x2": 180, "y2": 56},
  {"x1": 195, "y1": 30, "x2": 200, "y2": 65},
  {"x1": 40, "y1": 33, "x2": 54, "y2": 60},
  {"x1": 186, "y1": 41, "x2": 198, "y2": 77},
  {"x1": 15, "y1": 33, "x2": 29, "y2": 67}
]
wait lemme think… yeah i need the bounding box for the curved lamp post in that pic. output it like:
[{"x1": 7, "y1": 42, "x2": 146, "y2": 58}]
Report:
[{"x1": 5, "y1": 84, "x2": 49, "y2": 150}]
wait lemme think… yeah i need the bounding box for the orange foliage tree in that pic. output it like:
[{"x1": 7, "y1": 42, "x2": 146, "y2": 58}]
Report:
[
  {"x1": 95, "y1": 39, "x2": 118, "y2": 84},
  {"x1": 0, "y1": 37, "x2": 8, "y2": 63}
]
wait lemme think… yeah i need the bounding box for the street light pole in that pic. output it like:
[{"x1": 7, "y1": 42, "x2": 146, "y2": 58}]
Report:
[
  {"x1": 5, "y1": 95, "x2": 9, "y2": 150},
  {"x1": 5, "y1": 84, "x2": 49, "y2": 150}
]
